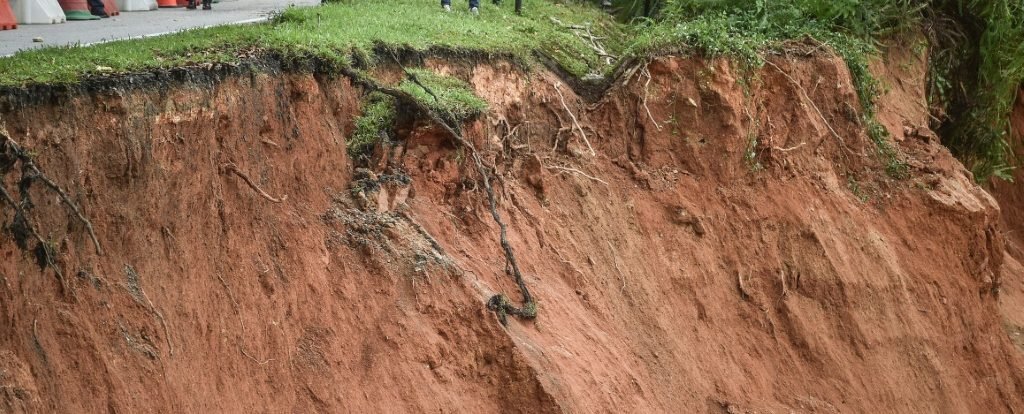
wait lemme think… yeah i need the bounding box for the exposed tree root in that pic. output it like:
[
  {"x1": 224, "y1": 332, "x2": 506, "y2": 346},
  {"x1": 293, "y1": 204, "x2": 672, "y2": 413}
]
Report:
[
  {"x1": 140, "y1": 286, "x2": 174, "y2": 357},
  {"x1": 553, "y1": 82, "x2": 595, "y2": 156},
  {"x1": 0, "y1": 125, "x2": 111, "y2": 296},
  {"x1": 1, "y1": 125, "x2": 103, "y2": 257},
  {"x1": 640, "y1": 64, "x2": 663, "y2": 131},
  {"x1": 546, "y1": 165, "x2": 609, "y2": 186},
  {"x1": 365, "y1": 60, "x2": 537, "y2": 326},
  {"x1": 220, "y1": 162, "x2": 287, "y2": 203},
  {"x1": 763, "y1": 59, "x2": 860, "y2": 158}
]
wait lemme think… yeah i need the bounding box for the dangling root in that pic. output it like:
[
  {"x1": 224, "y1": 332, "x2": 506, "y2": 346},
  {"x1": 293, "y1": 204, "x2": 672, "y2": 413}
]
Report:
[
  {"x1": 357, "y1": 58, "x2": 537, "y2": 326},
  {"x1": 0, "y1": 122, "x2": 103, "y2": 296},
  {"x1": 1, "y1": 126, "x2": 103, "y2": 256}
]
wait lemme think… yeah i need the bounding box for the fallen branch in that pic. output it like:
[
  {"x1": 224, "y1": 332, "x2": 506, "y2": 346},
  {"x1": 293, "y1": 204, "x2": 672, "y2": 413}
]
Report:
[
  {"x1": 553, "y1": 82, "x2": 595, "y2": 156},
  {"x1": 221, "y1": 163, "x2": 287, "y2": 203},
  {"x1": 550, "y1": 17, "x2": 617, "y2": 64}
]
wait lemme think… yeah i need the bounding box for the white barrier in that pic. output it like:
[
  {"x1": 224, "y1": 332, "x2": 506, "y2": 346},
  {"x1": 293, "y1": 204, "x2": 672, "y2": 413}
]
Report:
[
  {"x1": 10, "y1": 0, "x2": 65, "y2": 24},
  {"x1": 116, "y1": 0, "x2": 155, "y2": 11}
]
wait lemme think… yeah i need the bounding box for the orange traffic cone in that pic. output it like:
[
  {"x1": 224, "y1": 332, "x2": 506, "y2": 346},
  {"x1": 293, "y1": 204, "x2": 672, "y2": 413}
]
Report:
[
  {"x1": 1, "y1": 0, "x2": 17, "y2": 29},
  {"x1": 0, "y1": 0, "x2": 16, "y2": 29},
  {"x1": 101, "y1": 0, "x2": 117, "y2": 15},
  {"x1": 57, "y1": 0, "x2": 97, "y2": 19},
  {"x1": 156, "y1": 0, "x2": 180, "y2": 7}
]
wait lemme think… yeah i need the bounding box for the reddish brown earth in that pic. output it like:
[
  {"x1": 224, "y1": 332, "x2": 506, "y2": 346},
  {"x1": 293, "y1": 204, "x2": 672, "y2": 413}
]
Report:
[
  {"x1": 1, "y1": 49, "x2": 1023, "y2": 413},
  {"x1": 991, "y1": 89, "x2": 1024, "y2": 357}
]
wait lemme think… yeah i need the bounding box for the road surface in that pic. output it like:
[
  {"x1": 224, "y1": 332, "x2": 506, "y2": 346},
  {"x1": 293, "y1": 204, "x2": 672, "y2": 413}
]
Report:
[{"x1": 0, "y1": 0, "x2": 319, "y2": 57}]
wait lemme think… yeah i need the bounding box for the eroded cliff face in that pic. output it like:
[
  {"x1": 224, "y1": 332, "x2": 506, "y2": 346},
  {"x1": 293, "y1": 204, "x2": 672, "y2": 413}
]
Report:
[
  {"x1": 0, "y1": 50, "x2": 1022, "y2": 413},
  {"x1": 992, "y1": 89, "x2": 1024, "y2": 358}
]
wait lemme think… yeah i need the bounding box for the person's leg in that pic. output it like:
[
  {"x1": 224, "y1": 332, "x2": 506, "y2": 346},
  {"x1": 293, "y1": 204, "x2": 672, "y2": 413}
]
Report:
[
  {"x1": 86, "y1": 0, "x2": 108, "y2": 17},
  {"x1": 202, "y1": 0, "x2": 211, "y2": 10},
  {"x1": 441, "y1": 0, "x2": 450, "y2": 6},
  {"x1": 469, "y1": 0, "x2": 478, "y2": 9}
]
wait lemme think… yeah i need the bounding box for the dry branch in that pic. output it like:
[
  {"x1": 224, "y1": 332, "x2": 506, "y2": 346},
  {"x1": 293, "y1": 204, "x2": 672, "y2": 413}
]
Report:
[{"x1": 549, "y1": 17, "x2": 617, "y2": 64}]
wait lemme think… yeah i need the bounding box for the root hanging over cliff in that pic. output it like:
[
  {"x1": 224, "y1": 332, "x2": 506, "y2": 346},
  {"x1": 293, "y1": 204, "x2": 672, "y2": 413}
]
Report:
[{"x1": 342, "y1": 62, "x2": 537, "y2": 326}]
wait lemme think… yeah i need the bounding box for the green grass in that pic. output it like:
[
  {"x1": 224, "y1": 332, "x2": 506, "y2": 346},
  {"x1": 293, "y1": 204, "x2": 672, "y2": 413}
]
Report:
[
  {"x1": 624, "y1": 0, "x2": 1023, "y2": 181},
  {"x1": 624, "y1": 1, "x2": 914, "y2": 178},
  {"x1": 1, "y1": 0, "x2": 1021, "y2": 181},
  {"x1": 926, "y1": 0, "x2": 1024, "y2": 181},
  {"x1": 348, "y1": 91, "x2": 397, "y2": 160},
  {"x1": 0, "y1": 0, "x2": 621, "y2": 86},
  {"x1": 399, "y1": 69, "x2": 488, "y2": 124}
]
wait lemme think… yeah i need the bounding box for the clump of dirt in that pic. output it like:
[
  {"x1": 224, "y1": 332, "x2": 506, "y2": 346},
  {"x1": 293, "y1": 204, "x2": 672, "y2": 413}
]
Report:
[{"x1": 0, "y1": 48, "x2": 1022, "y2": 413}]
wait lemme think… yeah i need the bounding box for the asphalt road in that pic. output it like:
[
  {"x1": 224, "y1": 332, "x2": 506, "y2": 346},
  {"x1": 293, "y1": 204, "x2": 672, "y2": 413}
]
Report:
[{"x1": 0, "y1": 0, "x2": 319, "y2": 56}]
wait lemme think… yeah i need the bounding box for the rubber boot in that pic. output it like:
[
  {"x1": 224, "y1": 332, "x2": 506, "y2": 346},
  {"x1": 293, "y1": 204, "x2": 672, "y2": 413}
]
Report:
[
  {"x1": 201, "y1": 0, "x2": 210, "y2": 10},
  {"x1": 186, "y1": 0, "x2": 196, "y2": 9}
]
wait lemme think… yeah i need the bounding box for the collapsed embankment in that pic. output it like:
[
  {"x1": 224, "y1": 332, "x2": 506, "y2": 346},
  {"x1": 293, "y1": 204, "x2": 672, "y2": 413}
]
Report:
[{"x1": 1, "y1": 46, "x2": 1023, "y2": 413}]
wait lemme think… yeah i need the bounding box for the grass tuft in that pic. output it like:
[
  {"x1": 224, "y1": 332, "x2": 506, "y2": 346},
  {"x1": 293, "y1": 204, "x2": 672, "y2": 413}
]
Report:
[
  {"x1": 0, "y1": 0, "x2": 621, "y2": 86},
  {"x1": 349, "y1": 92, "x2": 397, "y2": 160},
  {"x1": 399, "y1": 69, "x2": 488, "y2": 124}
]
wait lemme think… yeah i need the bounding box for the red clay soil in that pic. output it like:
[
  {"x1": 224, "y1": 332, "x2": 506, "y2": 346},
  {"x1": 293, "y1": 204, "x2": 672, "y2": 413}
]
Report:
[
  {"x1": 0, "y1": 50, "x2": 1023, "y2": 413},
  {"x1": 991, "y1": 88, "x2": 1024, "y2": 356}
]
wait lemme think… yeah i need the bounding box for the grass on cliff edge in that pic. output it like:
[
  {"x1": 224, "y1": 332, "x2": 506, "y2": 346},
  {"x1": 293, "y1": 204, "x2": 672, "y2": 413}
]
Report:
[{"x1": 0, "y1": 0, "x2": 621, "y2": 86}]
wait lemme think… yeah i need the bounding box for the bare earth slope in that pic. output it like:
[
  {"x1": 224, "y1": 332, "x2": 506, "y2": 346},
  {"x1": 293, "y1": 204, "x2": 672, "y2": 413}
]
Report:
[
  {"x1": 1, "y1": 50, "x2": 1023, "y2": 413},
  {"x1": 992, "y1": 89, "x2": 1024, "y2": 357}
]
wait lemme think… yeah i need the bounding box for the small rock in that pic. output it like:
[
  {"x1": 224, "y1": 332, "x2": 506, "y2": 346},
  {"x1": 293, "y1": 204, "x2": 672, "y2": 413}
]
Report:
[
  {"x1": 32, "y1": 37, "x2": 43, "y2": 43},
  {"x1": 95, "y1": 66, "x2": 114, "y2": 73}
]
